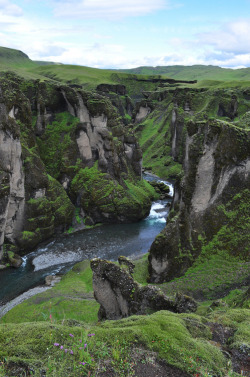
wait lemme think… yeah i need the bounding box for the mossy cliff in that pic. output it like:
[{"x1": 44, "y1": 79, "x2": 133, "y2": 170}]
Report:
[
  {"x1": 0, "y1": 72, "x2": 155, "y2": 264},
  {"x1": 126, "y1": 83, "x2": 250, "y2": 282},
  {"x1": 133, "y1": 86, "x2": 250, "y2": 179},
  {"x1": 148, "y1": 119, "x2": 250, "y2": 282}
]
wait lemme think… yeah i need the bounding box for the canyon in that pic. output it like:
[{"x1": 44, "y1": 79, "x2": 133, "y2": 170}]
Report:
[{"x1": 0, "y1": 47, "x2": 249, "y2": 377}]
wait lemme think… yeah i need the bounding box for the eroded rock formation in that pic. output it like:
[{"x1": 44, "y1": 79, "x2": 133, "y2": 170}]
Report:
[
  {"x1": 148, "y1": 119, "x2": 250, "y2": 282},
  {"x1": 91, "y1": 257, "x2": 197, "y2": 320}
]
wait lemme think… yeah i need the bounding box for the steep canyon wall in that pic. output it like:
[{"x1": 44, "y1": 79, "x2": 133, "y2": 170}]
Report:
[
  {"x1": 132, "y1": 85, "x2": 250, "y2": 282},
  {"x1": 0, "y1": 73, "x2": 154, "y2": 264}
]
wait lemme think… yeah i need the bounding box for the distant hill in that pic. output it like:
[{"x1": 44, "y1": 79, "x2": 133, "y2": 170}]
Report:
[
  {"x1": 1, "y1": 46, "x2": 250, "y2": 91},
  {"x1": 0, "y1": 46, "x2": 167, "y2": 96},
  {"x1": 116, "y1": 65, "x2": 250, "y2": 81},
  {"x1": 34, "y1": 61, "x2": 63, "y2": 66},
  {"x1": 0, "y1": 46, "x2": 36, "y2": 68}
]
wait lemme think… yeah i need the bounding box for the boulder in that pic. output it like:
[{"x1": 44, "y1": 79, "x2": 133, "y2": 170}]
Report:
[
  {"x1": 45, "y1": 275, "x2": 61, "y2": 286},
  {"x1": 91, "y1": 258, "x2": 197, "y2": 320}
]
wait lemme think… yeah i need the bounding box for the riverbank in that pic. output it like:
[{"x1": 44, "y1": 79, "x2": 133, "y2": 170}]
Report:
[{"x1": 0, "y1": 251, "x2": 249, "y2": 377}]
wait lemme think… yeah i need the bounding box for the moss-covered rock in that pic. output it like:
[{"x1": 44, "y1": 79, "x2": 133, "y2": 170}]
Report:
[
  {"x1": 133, "y1": 86, "x2": 250, "y2": 179},
  {"x1": 90, "y1": 258, "x2": 197, "y2": 320},
  {"x1": 148, "y1": 120, "x2": 250, "y2": 282},
  {"x1": 70, "y1": 163, "x2": 156, "y2": 223}
]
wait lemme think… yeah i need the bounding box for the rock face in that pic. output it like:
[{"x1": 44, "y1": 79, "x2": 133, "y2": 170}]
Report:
[
  {"x1": 91, "y1": 257, "x2": 197, "y2": 320},
  {"x1": 96, "y1": 84, "x2": 126, "y2": 96},
  {"x1": 0, "y1": 73, "x2": 154, "y2": 262},
  {"x1": 148, "y1": 119, "x2": 250, "y2": 282},
  {"x1": 133, "y1": 86, "x2": 250, "y2": 181},
  {"x1": 96, "y1": 84, "x2": 135, "y2": 126},
  {"x1": 0, "y1": 74, "x2": 76, "y2": 262}
]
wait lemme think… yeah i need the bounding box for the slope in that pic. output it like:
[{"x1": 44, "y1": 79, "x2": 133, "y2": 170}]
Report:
[{"x1": 116, "y1": 65, "x2": 250, "y2": 81}]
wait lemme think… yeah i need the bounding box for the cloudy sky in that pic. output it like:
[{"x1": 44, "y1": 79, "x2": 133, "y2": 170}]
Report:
[{"x1": 0, "y1": 0, "x2": 250, "y2": 69}]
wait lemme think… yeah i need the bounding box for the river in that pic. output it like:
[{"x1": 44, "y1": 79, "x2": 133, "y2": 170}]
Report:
[{"x1": 0, "y1": 174, "x2": 173, "y2": 315}]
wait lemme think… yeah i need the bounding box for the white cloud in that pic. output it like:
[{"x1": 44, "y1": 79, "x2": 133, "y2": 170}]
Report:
[
  {"x1": 0, "y1": 0, "x2": 23, "y2": 17},
  {"x1": 34, "y1": 45, "x2": 67, "y2": 58},
  {"x1": 0, "y1": 2, "x2": 249, "y2": 69},
  {"x1": 53, "y1": 0, "x2": 172, "y2": 19},
  {"x1": 203, "y1": 52, "x2": 250, "y2": 69},
  {"x1": 45, "y1": 43, "x2": 126, "y2": 68},
  {"x1": 196, "y1": 19, "x2": 250, "y2": 54},
  {"x1": 160, "y1": 18, "x2": 250, "y2": 68}
]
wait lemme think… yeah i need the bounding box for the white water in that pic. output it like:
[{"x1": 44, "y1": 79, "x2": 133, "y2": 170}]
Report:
[
  {"x1": 148, "y1": 202, "x2": 169, "y2": 223},
  {"x1": 143, "y1": 171, "x2": 174, "y2": 197},
  {"x1": 160, "y1": 180, "x2": 174, "y2": 197}
]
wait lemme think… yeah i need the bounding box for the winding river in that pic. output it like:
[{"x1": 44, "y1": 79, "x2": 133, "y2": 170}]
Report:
[{"x1": 0, "y1": 174, "x2": 173, "y2": 315}]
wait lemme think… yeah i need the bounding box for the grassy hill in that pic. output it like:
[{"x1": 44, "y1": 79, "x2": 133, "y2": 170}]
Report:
[
  {"x1": 2, "y1": 46, "x2": 250, "y2": 93},
  {"x1": 0, "y1": 46, "x2": 250, "y2": 95},
  {"x1": 0, "y1": 46, "x2": 36, "y2": 68},
  {"x1": 116, "y1": 64, "x2": 250, "y2": 81},
  {"x1": 0, "y1": 46, "x2": 49, "y2": 81},
  {"x1": 0, "y1": 46, "x2": 168, "y2": 95}
]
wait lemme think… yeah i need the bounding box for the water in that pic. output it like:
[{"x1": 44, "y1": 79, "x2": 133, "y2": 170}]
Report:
[
  {"x1": 143, "y1": 171, "x2": 174, "y2": 197},
  {"x1": 0, "y1": 175, "x2": 174, "y2": 309}
]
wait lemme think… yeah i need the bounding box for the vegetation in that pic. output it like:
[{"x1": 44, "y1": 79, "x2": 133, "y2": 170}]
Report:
[
  {"x1": 0, "y1": 46, "x2": 249, "y2": 376},
  {"x1": 2, "y1": 46, "x2": 250, "y2": 96},
  {"x1": 134, "y1": 87, "x2": 250, "y2": 179},
  {"x1": 37, "y1": 112, "x2": 80, "y2": 179},
  {"x1": 0, "y1": 253, "x2": 249, "y2": 376},
  {"x1": 117, "y1": 64, "x2": 250, "y2": 82},
  {"x1": 70, "y1": 163, "x2": 157, "y2": 222}
]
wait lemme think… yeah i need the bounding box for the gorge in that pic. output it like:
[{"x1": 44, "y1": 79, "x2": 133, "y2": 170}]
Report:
[{"x1": 0, "y1": 47, "x2": 249, "y2": 377}]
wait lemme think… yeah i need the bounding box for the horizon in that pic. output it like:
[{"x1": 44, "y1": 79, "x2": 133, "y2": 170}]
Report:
[{"x1": 0, "y1": 0, "x2": 250, "y2": 70}]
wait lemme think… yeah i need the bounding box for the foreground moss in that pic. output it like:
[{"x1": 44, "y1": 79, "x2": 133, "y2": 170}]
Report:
[
  {"x1": 0, "y1": 311, "x2": 228, "y2": 377},
  {"x1": 0, "y1": 256, "x2": 249, "y2": 376}
]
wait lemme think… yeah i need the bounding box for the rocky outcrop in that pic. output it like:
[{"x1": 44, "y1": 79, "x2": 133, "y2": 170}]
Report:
[
  {"x1": 148, "y1": 119, "x2": 250, "y2": 282},
  {"x1": 0, "y1": 128, "x2": 25, "y2": 257},
  {"x1": 149, "y1": 181, "x2": 171, "y2": 199},
  {"x1": 96, "y1": 84, "x2": 135, "y2": 126},
  {"x1": 96, "y1": 84, "x2": 126, "y2": 96},
  {"x1": 134, "y1": 99, "x2": 155, "y2": 124},
  {"x1": 91, "y1": 257, "x2": 197, "y2": 320},
  {"x1": 0, "y1": 86, "x2": 26, "y2": 261}
]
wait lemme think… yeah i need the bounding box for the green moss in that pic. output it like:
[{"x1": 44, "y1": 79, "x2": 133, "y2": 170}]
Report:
[
  {"x1": 71, "y1": 163, "x2": 156, "y2": 222},
  {"x1": 47, "y1": 175, "x2": 75, "y2": 228},
  {"x1": 37, "y1": 112, "x2": 80, "y2": 179},
  {"x1": 179, "y1": 313, "x2": 212, "y2": 340},
  {"x1": 200, "y1": 189, "x2": 250, "y2": 260},
  {"x1": 208, "y1": 308, "x2": 250, "y2": 352},
  {"x1": 21, "y1": 230, "x2": 36, "y2": 241},
  {"x1": 133, "y1": 253, "x2": 149, "y2": 285},
  {"x1": 92, "y1": 311, "x2": 227, "y2": 376},
  {"x1": 159, "y1": 253, "x2": 250, "y2": 300},
  {"x1": 222, "y1": 288, "x2": 250, "y2": 309},
  {"x1": 0, "y1": 311, "x2": 228, "y2": 377}
]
